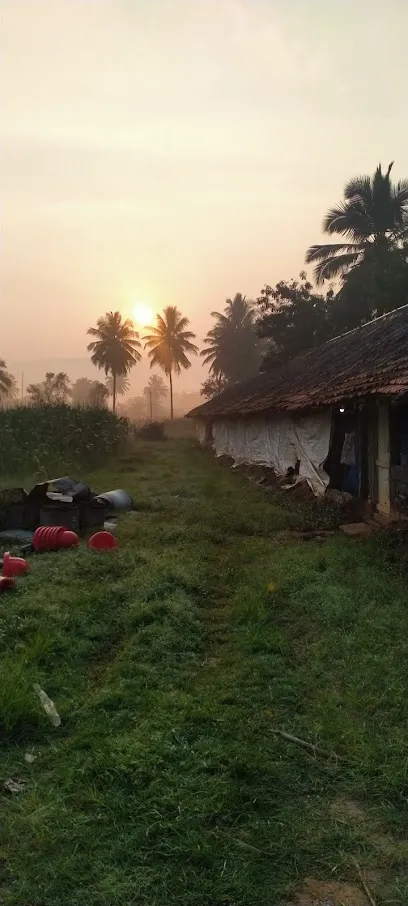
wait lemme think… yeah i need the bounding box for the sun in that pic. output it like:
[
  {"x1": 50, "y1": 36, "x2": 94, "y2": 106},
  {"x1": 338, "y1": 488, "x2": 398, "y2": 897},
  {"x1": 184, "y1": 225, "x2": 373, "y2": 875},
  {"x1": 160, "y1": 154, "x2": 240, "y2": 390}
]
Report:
[{"x1": 132, "y1": 303, "x2": 155, "y2": 328}]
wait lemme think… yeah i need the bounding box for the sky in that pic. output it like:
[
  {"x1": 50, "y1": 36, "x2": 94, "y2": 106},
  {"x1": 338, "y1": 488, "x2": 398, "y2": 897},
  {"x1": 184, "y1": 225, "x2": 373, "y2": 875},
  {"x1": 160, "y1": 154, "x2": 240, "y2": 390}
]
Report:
[{"x1": 2, "y1": 0, "x2": 408, "y2": 392}]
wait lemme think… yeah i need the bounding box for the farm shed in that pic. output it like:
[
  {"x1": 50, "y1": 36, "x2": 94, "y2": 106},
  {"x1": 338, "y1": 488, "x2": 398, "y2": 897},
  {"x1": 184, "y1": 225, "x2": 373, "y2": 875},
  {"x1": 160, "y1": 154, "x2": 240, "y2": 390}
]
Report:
[{"x1": 189, "y1": 305, "x2": 408, "y2": 517}]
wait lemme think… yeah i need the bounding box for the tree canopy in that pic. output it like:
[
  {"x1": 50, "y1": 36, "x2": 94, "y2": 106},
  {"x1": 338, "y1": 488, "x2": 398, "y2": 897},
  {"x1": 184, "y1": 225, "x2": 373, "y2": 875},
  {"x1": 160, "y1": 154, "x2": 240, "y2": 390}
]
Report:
[
  {"x1": 256, "y1": 274, "x2": 334, "y2": 369},
  {"x1": 201, "y1": 293, "x2": 261, "y2": 386},
  {"x1": 0, "y1": 360, "x2": 17, "y2": 406},
  {"x1": 143, "y1": 374, "x2": 168, "y2": 419},
  {"x1": 26, "y1": 372, "x2": 71, "y2": 405},
  {"x1": 144, "y1": 307, "x2": 198, "y2": 418},
  {"x1": 87, "y1": 311, "x2": 141, "y2": 411},
  {"x1": 71, "y1": 377, "x2": 109, "y2": 407},
  {"x1": 306, "y1": 162, "x2": 408, "y2": 284}
]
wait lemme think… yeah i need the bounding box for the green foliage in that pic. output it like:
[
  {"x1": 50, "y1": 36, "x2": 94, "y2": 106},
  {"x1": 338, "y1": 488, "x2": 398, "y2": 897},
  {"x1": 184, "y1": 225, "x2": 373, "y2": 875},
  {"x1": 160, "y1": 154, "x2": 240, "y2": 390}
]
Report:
[
  {"x1": 257, "y1": 272, "x2": 334, "y2": 368},
  {"x1": 71, "y1": 378, "x2": 109, "y2": 407},
  {"x1": 144, "y1": 306, "x2": 198, "y2": 418},
  {"x1": 200, "y1": 374, "x2": 230, "y2": 399},
  {"x1": 26, "y1": 372, "x2": 71, "y2": 405},
  {"x1": 87, "y1": 311, "x2": 141, "y2": 411},
  {"x1": 253, "y1": 164, "x2": 408, "y2": 372},
  {"x1": 143, "y1": 374, "x2": 168, "y2": 418},
  {"x1": 105, "y1": 374, "x2": 130, "y2": 397},
  {"x1": 306, "y1": 161, "x2": 408, "y2": 283},
  {"x1": 0, "y1": 404, "x2": 129, "y2": 475},
  {"x1": 201, "y1": 293, "x2": 261, "y2": 385},
  {"x1": 333, "y1": 242, "x2": 408, "y2": 329},
  {"x1": 256, "y1": 262, "x2": 408, "y2": 369},
  {"x1": 0, "y1": 357, "x2": 15, "y2": 398}
]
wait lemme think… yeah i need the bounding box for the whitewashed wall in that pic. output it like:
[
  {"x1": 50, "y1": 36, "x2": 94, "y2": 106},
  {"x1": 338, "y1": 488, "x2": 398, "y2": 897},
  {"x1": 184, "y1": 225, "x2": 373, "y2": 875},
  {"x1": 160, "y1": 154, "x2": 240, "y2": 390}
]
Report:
[{"x1": 206, "y1": 412, "x2": 331, "y2": 495}]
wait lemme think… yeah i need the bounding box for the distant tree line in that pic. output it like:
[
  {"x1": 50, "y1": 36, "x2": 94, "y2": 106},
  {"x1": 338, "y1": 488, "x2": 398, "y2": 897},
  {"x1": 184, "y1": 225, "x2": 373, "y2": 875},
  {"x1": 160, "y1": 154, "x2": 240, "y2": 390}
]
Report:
[{"x1": 2, "y1": 161, "x2": 408, "y2": 410}]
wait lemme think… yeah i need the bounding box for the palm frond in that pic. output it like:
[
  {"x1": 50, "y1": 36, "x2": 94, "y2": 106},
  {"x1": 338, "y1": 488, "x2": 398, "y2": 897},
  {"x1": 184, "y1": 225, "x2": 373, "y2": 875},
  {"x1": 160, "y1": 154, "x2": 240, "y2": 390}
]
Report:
[
  {"x1": 313, "y1": 251, "x2": 361, "y2": 284},
  {"x1": 305, "y1": 242, "x2": 362, "y2": 264},
  {"x1": 344, "y1": 175, "x2": 372, "y2": 204},
  {"x1": 322, "y1": 203, "x2": 372, "y2": 239}
]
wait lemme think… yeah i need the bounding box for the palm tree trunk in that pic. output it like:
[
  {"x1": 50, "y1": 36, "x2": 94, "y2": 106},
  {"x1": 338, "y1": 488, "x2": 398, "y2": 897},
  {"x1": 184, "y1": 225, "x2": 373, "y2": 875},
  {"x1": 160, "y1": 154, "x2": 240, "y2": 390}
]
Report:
[
  {"x1": 112, "y1": 372, "x2": 117, "y2": 413},
  {"x1": 169, "y1": 370, "x2": 173, "y2": 420}
]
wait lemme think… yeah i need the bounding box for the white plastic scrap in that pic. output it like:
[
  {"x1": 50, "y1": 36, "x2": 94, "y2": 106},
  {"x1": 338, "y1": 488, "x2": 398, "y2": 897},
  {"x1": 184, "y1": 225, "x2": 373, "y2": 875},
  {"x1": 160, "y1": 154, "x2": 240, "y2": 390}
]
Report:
[
  {"x1": 33, "y1": 684, "x2": 61, "y2": 727},
  {"x1": 4, "y1": 778, "x2": 27, "y2": 794},
  {"x1": 24, "y1": 752, "x2": 37, "y2": 764}
]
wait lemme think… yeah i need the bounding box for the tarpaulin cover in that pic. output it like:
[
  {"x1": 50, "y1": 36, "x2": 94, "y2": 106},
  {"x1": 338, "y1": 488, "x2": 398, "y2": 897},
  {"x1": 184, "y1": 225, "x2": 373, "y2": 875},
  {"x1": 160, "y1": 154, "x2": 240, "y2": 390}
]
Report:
[
  {"x1": 208, "y1": 413, "x2": 331, "y2": 495},
  {"x1": 195, "y1": 419, "x2": 207, "y2": 445}
]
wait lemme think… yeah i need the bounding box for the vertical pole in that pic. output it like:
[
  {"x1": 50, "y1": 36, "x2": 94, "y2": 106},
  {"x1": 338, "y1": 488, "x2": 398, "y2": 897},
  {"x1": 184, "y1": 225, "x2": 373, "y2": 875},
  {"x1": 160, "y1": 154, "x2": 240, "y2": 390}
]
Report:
[
  {"x1": 149, "y1": 390, "x2": 153, "y2": 422},
  {"x1": 112, "y1": 373, "x2": 116, "y2": 412},
  {"x1": 21, "y1": 372, "x2": 24, "y2": 401}
]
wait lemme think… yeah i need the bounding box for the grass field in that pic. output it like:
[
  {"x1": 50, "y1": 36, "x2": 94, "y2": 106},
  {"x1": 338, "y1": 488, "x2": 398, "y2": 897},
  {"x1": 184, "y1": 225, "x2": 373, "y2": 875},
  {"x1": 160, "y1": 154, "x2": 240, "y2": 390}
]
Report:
[{"x1": 1, "y1": 439, "x2": 408, "y2": 905}]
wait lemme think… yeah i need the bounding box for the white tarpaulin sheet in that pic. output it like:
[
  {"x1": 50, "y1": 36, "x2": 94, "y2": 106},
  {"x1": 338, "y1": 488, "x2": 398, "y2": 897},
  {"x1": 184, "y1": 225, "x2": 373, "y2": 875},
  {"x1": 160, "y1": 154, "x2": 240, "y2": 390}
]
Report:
[
  {"x1": 195, "y1": 418, "x2": 207, "y2": 445},
  {"x1": 210, "y1": 412, "x2": 331, "y2": 495}
]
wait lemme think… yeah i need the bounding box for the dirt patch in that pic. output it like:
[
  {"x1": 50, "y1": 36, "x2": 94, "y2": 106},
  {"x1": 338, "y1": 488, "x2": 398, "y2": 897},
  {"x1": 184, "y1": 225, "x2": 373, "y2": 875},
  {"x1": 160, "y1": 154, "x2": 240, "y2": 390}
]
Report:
[
  {"x1": 288, "y1": 877, "x2": 369, "y2": 905},
  {"x1": 331, "y1": 797, "x2": 367, "y2": 824},
  {"x1": 331, "y1": 798, "x2": 408, "y2": 861}
]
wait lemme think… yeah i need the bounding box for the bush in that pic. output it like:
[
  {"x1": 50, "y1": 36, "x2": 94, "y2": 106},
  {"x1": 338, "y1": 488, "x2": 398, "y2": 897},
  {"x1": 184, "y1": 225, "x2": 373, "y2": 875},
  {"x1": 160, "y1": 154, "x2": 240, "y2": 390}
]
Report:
[
  {"x1": 0, "y1": 404, "x2": 129, "y2": 475},
  {"x1": 138, "y1": 421, "x2": 165, "y2": 441}
]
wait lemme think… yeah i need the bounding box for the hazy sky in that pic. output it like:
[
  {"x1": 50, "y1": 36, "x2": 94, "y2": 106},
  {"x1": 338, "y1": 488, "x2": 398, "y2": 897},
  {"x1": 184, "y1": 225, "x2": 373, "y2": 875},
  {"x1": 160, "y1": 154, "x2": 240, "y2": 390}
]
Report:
[{"x1": 2, "y1": 0, "x2": 408, "y2": 389}]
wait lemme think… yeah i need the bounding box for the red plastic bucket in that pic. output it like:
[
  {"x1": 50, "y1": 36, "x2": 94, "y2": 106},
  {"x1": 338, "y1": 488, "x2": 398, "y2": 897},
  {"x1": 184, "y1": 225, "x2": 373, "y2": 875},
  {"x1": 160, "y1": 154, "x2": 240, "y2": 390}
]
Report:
[
  {"x1": 0, "y1": 576, "x2": 15, "y2": 592},
  {"x1": 59, "y1": 530, "x2": 79, "y2": 549},
  {"x1": 88, "y1": 531, "x2": 118, "y2": 550},
  {"x1": 33, "y1": 525, "x2": 80, "y2": 551},
  {"x1": 2, "y1": 552, "x2": 30, "y2": 577},
  {"x1": 33, "y1": 525, "x2": 66, "y2": 551}
]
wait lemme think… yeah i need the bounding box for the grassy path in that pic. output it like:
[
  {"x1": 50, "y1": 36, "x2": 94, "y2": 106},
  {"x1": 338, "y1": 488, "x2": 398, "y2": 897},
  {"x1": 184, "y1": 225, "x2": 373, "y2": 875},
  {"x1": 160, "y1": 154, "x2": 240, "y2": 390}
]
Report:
[{"x1": 1, "y1": 440, "x2": 408, "y2": 904}]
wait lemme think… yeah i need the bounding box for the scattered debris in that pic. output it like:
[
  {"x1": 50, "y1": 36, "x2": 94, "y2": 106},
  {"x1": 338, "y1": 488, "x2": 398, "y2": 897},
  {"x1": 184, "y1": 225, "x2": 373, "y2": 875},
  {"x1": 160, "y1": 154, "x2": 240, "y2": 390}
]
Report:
[
  {"x1": 325, "y1": 488, "x2": 354, "y2": 505},
  {"x1": 0, "y1": 529, "x2": 34, "y2": 545},
  {"x1": 88, "y1": 530, "x2": 118, "y2": 550},
  {"x1": 340, "y1": 522, "x2": 376, "y2": 536},
  {"x1": 24, "y1": 752, "x2": 37, "y2": 764},
  {"x1": 2, "y1": 552, "x2": 30, "y2": 577},
  {"x1": 33, "y1": 684, "x2": 61, "y2": 727},
  {"x1": 272, "y1": 728, "x2": 345, "y2": 761},
  {"x1": 0, "y1": 576, "x2": 16, "y2": 592},
  {"x1": 4, "y1": 778, "x2": 27, "y2": 794},
  {"x1": 0, "y1": 476, "x2": 131, "y2": 538},
  {"x1": 95, "y1": 489, "x2": 133, "y2": 512},
  {"x1": 351, "y1": 857, "x2": 377, "y2": 906},
  {"x1": 32, "y1": 526, "x2": 79, "y2": 551}
]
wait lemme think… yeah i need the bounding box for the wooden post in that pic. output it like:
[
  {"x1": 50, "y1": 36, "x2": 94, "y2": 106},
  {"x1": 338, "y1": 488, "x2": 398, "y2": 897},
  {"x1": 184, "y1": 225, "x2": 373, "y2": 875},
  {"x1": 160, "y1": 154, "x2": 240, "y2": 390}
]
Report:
[{"x1": 376, "y1": 402, "x2": 391, "y2": 516}]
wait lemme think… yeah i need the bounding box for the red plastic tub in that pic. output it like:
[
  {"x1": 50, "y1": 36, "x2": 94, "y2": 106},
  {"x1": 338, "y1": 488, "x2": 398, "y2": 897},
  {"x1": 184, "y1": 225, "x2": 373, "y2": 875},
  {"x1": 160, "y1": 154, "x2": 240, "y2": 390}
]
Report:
[
  {"x1": 33, "y1": 525, "x2": 79, "y2": 552},
  {"x1": 88, "y1": 531, "x2": 118, "y2": 550},
  {"x1": 2, "y1": 552, "x2": 30, "y2": 577}
]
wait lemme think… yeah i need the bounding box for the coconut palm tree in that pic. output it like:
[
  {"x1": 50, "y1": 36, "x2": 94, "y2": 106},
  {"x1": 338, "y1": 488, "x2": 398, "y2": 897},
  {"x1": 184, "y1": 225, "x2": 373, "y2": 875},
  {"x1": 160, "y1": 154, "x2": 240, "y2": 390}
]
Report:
[
  {"x1": 87, "y1": 311, "x2": 141, "y2": 412},
  {"x1": 2, "y1": 373, "x2": 19, "y2": 403},
  {"x1": 105, "y1": 374, "x2": 130, "y2": 398},
  {"x1": 306, "y1": 162, "x2": 408, "y2": 283},
  {"x1": 201, "y1": 293, "x2": 261, "y2": 384},
  {"x1": 144, "y1": 307, "x2": 198, "y2": 419},
  {"x1": 0, "y1": 366, "x2": 18, "y2": 407},
  {"x1": 0, "y1": 359, "x2": 12, "y2": 398},
  {"x1": 143, "y1": 373, "x2": 168, "y2": 420}
]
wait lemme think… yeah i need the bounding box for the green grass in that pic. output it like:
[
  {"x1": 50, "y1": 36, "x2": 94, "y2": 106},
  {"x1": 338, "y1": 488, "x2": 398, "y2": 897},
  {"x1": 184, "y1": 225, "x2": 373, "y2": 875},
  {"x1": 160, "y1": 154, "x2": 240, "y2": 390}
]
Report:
[{"x1": 0, "y1": 440, "x2": 408, "y2": 904}]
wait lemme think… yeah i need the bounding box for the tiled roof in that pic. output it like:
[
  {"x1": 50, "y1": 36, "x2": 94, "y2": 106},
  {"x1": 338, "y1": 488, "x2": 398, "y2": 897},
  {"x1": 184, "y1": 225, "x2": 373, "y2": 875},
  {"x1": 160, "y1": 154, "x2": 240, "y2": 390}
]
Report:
[{"x1": 189, "y1": 304, "x2": 408, "y2": 418}]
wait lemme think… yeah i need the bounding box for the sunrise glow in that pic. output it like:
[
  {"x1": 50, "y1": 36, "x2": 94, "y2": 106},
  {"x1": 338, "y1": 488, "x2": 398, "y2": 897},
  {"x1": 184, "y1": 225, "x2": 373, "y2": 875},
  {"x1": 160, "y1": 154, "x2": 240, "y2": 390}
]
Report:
[{"x1": 132, "y1": 303, "x2": 155, "y2": 328}]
